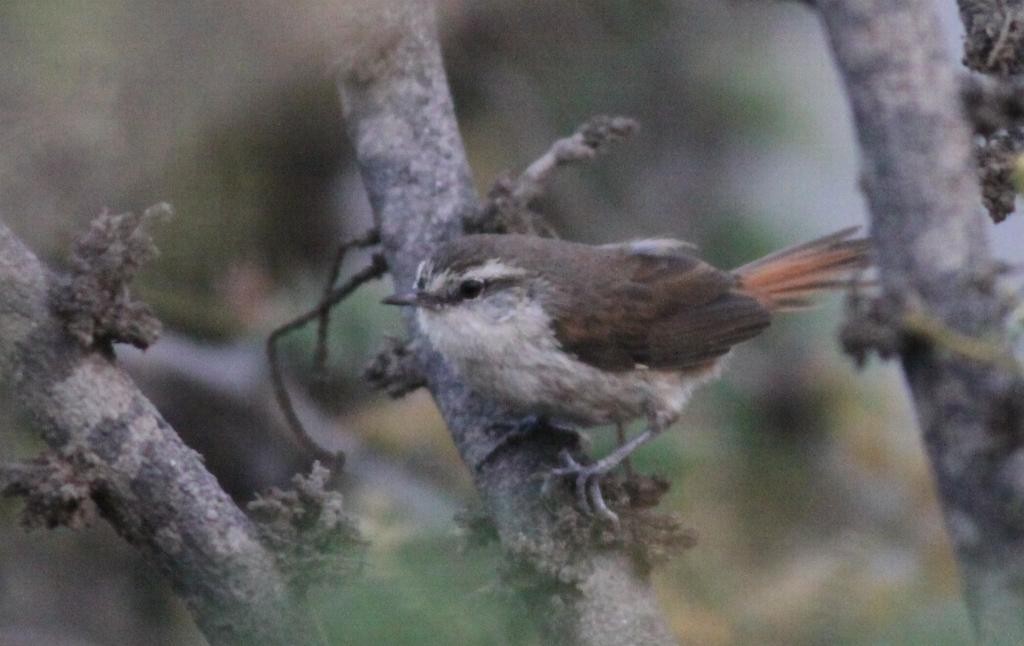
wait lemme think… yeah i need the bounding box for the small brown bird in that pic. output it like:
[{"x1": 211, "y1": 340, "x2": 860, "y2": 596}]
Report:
[{"x1": 384, "y1": 228, "x2": 870, "y2": 521}]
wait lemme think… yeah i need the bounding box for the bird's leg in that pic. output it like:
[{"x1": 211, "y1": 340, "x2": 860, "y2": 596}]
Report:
[
  {"x1": 546, "y1": 421, "x2": 664, "y2": 523},
  {"x1": 615, "y1": 422, "x2": 634, "y2": 478}
]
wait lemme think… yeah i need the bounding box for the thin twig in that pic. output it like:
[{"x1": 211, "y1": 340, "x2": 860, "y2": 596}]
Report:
[
  {"x1": 471, "y1": 115, "x2": 639, "y2": 235},
  {"x1": 986, "y1": 0, "x2": 1015, "y2": 71},
  {"x1": 901, "y1": 309, "x2": 1022, "y2": 372},
  {"x1": 267, "y1": 250, "x2": 388, "y2": 466},
  {"x1": 313, "y1": 229, "x2": 381, "y2": 383},
  {"x1": 514, "y1": 115, "x2": 638, "y2": 205}
]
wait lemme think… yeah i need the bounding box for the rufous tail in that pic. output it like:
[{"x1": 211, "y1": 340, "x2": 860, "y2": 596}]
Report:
[{"x1": 733, "y1": 227, "x2": 871, "y2": 311}]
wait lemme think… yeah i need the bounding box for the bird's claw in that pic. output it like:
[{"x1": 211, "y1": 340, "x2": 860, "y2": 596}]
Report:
[
  {"x1": 543, "y1": 449, "x2": 620, "y2": 524},
  {"x1": 540, "y1": 426, "x2": 659, "y2": 523}
]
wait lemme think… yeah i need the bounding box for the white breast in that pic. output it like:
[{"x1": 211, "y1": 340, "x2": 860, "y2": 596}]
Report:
[{"x1": 417, "y1": 296, "x2": 717, "y2": 427}]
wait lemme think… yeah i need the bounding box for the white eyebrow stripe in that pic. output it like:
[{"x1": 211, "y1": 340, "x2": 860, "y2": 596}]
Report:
[
  {"x1": 462, "y1": 259, "x2": 527, "y2": 282},
  {"x1": 426, "y1": 268, "x2": 451, "y2": 292}
]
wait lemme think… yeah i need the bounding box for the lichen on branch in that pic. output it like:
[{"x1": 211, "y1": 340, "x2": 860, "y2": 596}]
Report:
[
  {"x1": 0, "y1": 448, "x2": 99, "y2": 530},
  {"x1": 53, "y1": 203, "x2": 173, "y2": 351},
  {"x1": 959, "y1": 0, "x2": 1024, "y2": 74},
  {"x1": 248, "y1": 462, "x2": 364, "y2": 594},
  {"x1": 977, "y1": 127, "x2": 1024, "y2": 223}
]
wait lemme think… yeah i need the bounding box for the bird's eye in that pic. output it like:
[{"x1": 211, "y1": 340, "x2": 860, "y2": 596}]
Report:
[{"x1": 458, "y1": 279, "x2": 484, "y2": 300}]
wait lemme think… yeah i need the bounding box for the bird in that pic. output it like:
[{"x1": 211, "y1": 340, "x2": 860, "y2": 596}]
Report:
[{"x1": 383, "y1": 228, "x2": 871, "y2": 521}]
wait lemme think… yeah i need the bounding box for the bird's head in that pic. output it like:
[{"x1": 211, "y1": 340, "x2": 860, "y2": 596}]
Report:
[{"x1": 382, "y1": 237, "x2": 543, "y2": 325}]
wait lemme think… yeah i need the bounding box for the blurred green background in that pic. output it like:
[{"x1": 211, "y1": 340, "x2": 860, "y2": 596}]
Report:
[{"x1": 0, "y1": 1, "x2": 1004, "y2": 644}]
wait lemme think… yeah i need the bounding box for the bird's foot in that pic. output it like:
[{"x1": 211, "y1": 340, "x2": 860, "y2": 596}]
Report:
[
  {"x1": 541, "y1": 427, "x2": 658, "y2": 524},
  {"x1": 543, "y1": 449, "x2": 624, "y2": 524}
]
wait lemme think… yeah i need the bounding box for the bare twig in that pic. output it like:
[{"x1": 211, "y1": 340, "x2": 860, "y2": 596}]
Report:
[
  {"x1": 842, "y1": 292, "x2": 1021, "y2": 372},
  {"x1": 312, "y1": 229, "x2": 381, "y2": 383},
  {"x1": 901, "y1": 309, "x2": 1022, "y2": 370},
  {"x1": 267, "y1": 250, "x2": 387, "y2": 466},
  {"x1": 511, "y1": 115, "x2": 638, "y2": 206},
  {"x1": 986, "y1": 0, "x2": 1017, "y2": 70},
  {"x1": 471, "y1": 115, "x2": 639, "y2": 236}
]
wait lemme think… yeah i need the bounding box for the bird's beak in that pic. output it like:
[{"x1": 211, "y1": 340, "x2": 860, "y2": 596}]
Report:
[{"x1": 382, "y1": 291, "x2": 423, "y2": 307}]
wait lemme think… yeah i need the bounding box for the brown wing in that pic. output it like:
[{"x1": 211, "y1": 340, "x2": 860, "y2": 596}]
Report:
[{"x1": 550, "y1": 250, "x2": 771, "y2": 372}]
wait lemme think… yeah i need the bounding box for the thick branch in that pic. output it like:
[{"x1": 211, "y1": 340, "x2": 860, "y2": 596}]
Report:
[
  {"x1": 0, "y1": 222, "x2": 317, "y2": 646},
  {"x1": 334, "y1": 1, "x2": 677, "y2": 644},
  {"x1": 817, "y1": 0, "x2": 1024, "y2": 641}
]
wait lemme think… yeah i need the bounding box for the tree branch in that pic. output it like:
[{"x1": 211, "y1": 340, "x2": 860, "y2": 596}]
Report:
[
  {"x1": 817, "y1": 0, "x2": 1024, "y2": 641},
  {"x1": 333, "y1": 1, "x2": 678, "y2": 644},
  {"x1": 0, "y1": 221, "x2": 320, "y2": 646},
  {"x1": 503, "y1": 115, "x2": 638, "y2": 207}
]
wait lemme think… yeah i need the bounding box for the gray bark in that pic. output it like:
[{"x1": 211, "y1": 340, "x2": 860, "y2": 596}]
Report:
[
  {"x1": 817, "y1": 0, "x2": 1024, "y2": 642},
  {"x1": 0, "y1": 223, "x2": 316, "y2": 645},
  {"x1": 334, "y1": 2, "x2": 677, "y2": 645}
]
